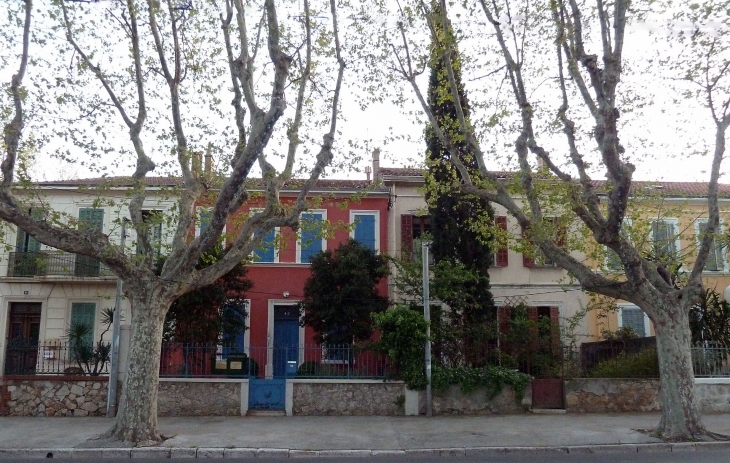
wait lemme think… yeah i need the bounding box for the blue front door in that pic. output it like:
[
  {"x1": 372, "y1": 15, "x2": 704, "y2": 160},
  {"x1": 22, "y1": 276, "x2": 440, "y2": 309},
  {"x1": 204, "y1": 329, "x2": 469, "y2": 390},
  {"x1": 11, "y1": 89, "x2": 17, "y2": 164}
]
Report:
[{"x1": 273, "y1": 305, "x2": 299, "y2": 377}]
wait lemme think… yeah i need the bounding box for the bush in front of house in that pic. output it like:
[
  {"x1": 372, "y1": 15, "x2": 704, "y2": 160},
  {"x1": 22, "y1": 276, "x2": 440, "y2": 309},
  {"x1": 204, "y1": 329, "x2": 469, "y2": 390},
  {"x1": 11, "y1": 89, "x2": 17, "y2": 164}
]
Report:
[{"x1": 589, "y1": 347, "x2": 660, "y2": 378}]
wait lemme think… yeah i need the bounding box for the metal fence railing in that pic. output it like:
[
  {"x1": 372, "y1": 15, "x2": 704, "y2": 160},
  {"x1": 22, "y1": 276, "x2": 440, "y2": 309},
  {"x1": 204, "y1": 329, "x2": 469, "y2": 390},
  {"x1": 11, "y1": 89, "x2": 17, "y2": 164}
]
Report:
[
  {"x1": 7, "y1": 251, "x2": 114, "y2": 278},
  {"x1": 692, "y1": 342, "x2": 730, "y2": 378},
  {"x1": 159, "y1": 342, "x2": 391, "y2": 379},
  {"x1": 3, "y1": 340, "x2": 109, "y2": 376}
]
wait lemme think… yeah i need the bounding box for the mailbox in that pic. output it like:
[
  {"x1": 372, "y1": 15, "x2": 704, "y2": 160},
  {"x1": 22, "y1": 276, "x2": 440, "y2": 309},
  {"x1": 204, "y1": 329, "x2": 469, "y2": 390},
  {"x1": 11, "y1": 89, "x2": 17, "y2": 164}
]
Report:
[{"x1": 286, "y1": 361, "x2": 298, "y2": 377}]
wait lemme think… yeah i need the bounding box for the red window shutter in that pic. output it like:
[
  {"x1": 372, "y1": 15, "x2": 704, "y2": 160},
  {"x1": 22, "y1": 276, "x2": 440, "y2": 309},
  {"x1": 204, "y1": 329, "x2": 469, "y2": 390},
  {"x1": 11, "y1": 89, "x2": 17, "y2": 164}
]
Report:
[
  {"x1": 401, "y1": 214, "x2": 414, "y2": 261},
  {"x1": 528, "y1": 306, "x2": 539, "y2": 323},
  {"x1": 550, "y1": 306, "x2": 561, "y2": 355},
  {"x1": 498, "y1": 306, "x2": 511, "y2": 335},
  {"x1": 556, "y1": 222, "x2": 567, "y2": 249},
  {"x1": 495, "y1": 216, "x2": 509, "y2": 267}
]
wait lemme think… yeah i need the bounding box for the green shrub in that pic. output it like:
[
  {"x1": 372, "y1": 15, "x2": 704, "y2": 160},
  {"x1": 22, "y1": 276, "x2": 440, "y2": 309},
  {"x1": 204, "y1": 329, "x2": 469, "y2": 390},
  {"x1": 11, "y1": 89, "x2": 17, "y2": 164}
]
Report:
[
  {"x1": 432, "y1": 365, "x2": 531, "y2": 403},
  {"x1": 372, "y1": 305, "x2": 428, "y2": 389},
  {"x1": 589, "y1": 348, "x2": 659, "y2": 378}
]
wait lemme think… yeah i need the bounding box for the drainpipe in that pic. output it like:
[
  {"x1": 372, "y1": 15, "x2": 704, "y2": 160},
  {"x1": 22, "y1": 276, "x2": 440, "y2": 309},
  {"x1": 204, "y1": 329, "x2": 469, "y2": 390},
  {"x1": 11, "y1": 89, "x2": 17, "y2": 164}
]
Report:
[
  {"x1": 422, "y1": 241, "x2": 432, "y2": 417},
  {"x1": 107, "y1": 219, "x2": 127, "y2": 417}
]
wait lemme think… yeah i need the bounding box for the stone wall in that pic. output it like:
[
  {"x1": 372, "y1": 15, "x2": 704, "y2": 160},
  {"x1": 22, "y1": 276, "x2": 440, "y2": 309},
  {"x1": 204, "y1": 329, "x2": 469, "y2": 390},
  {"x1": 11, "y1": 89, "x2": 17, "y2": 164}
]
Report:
[
  {"x1": 696, "y1": 381, "x2": 730, "y2": 413},
  {"x1": 292, "y1": 381, "x2": 403, "y2": 415},
  {"x1": 424, "y1": 385, "x2": 530, "y2": 415},
  {"x1": 1, "y1": 377, "x2": 108, "y2": 417},
  {"x1": 157, "y1": 380, "x2": 241, "y2": 417},
  {"x1": 564, "y1": 379, "x2": 661, "y2": 413}
]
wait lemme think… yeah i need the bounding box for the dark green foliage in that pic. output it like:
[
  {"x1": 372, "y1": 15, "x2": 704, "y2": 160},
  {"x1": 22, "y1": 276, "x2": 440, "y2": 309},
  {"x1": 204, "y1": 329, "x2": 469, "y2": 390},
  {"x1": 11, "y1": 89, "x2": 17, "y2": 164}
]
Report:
[
  {"x1": 589, "y1": 348, "x2": 660, "y2": 378},
  {"x1": 162, "y1": 244, "x2": 252, "y2": 343},
  {"x1": 690, "y1": 288, "x2": 730, "y2": 345},
  {"x1": 431, "y1": 365, "x2": 532, "y2": 403},
  {"x1": 423, "y1": 2, "x2": 496, "y2": 344},
  {"x1": 67, "y1": 307, "x2": 116, "y2": 376},
  {"x1": 300, "y1": 239, "x2": 389, "y2": 345},
  {"x1": 373, "y1": 305, "x2": 429, "y2": 389}
]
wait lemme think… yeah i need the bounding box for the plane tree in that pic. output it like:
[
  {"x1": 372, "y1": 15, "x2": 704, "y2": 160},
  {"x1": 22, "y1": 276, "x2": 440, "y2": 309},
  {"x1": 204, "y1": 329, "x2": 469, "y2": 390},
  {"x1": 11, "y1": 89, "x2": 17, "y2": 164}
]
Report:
[
  {"x1": 374, "y1": 0, "x2": 730, "y2": 440},
  {"x1": 0, "y1": 0, "x2": 346, "y2": 443}
]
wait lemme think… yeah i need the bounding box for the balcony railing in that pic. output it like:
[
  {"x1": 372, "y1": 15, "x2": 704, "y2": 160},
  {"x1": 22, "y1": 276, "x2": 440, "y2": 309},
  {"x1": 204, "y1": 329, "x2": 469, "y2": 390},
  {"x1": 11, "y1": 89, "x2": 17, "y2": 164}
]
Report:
[{"x1": 6, "y1": 251, "x2": 114, "y2": 278}]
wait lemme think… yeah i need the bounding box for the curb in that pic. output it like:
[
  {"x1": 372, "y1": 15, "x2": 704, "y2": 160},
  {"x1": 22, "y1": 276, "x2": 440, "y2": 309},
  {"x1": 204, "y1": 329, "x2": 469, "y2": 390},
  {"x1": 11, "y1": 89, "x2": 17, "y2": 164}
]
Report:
[{"x1": 2, "y1": 442, "x2": 730, "y2": 459}]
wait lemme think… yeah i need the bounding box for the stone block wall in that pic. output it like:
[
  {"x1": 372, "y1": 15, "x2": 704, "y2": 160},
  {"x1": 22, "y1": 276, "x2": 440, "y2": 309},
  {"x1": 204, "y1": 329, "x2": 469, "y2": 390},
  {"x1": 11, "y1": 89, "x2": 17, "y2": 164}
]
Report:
[
  {"x1": 292, "y1": 381, "x2": 403, "y2": 415},
  {"x1": 425, "y1": 385, "x2": 530, "y2": 415},
  {"x1": 696, "y1": 382, "x2": 730, "y2": 413},
  {"x1": 1, "y1": 377, "x2": 108, "y2": 417},
  {"x1": 564, "y1": 379, "x2": 661, "y2": 413},
  {"x1": 157, "y1": 380, "x2": 241, "y2": 416}
]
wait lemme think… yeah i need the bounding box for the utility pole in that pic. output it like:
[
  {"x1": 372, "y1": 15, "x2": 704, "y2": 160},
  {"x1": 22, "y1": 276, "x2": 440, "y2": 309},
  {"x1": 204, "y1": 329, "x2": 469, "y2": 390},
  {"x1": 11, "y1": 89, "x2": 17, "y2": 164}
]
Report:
[
  {"x1": 422, "y1": 241, "x2": 432, "y2": 417},
  {"x1": 107, "y1": 219, "x2": 127, "y2": 417}
]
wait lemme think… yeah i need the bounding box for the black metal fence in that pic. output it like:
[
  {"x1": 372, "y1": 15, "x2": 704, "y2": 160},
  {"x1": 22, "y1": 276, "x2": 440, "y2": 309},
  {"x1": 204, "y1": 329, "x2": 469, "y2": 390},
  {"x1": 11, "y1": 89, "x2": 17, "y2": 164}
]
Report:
[
  {"x1": 159, "y1": 342, "x2": 391, "y2": 379},
  {"x1": 3, "y1": 340, "x2": 109, "y2": 376},
  {"x1": 7, "y1": 251, "x2": 114, "y2": 278}
]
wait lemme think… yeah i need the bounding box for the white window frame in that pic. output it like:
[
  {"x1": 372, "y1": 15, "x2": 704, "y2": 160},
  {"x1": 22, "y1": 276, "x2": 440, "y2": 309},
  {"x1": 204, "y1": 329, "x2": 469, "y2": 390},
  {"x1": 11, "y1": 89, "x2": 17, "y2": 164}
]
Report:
[
  {"x1": 694, "y1": 219, "x2": 728, "y2": 273},
  {"x1": 349, "y1": 210, "x2": 380, "y2": 252},
  {"x1": 649, "y1": 217, "x2": 681, "y2": 259},
  {"x1": 296, "y1": 209, "x2": 327, "y2": 264},
  {"x1": 617, "y1": 304, "x2": 650, "y2": 337}
]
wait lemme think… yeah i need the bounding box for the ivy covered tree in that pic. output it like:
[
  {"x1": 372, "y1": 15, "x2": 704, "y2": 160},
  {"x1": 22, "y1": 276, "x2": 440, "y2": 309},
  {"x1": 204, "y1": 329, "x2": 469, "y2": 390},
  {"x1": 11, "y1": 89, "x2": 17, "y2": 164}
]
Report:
[
  {"x1": 300, "y1": 239, "x2": 388, "y2": 345},
  {"x1": 162, "y1": 245, "x2": 252, "y2": 344},
  {"x1": 423, "y1": 3, "x2": 496, "y2": 339}
]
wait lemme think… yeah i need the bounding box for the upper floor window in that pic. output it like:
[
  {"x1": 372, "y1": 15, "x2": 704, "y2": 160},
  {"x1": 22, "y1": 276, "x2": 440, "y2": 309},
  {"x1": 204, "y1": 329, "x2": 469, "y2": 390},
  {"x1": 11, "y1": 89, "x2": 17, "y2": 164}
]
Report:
[
  {"x1": 252, "y1": 227, "x2": 277, "y2": 263},
  {"x1": 15, "y1": 207, "x2": 43, "y2": 253},
  {"x1": 522, "y1": 217, "x2": 565, "y2": 268},
  {"x1": 137, "y1": 210, "x2": 163, "y2": 257},
  {"x1": 605, "y1": 219, "x2": 632, "y2": 272},
  {"x1": 400, "y1": 214, "x2": 430, "y2": 262},
  {"x1": 298, "y1": 211, "x2": 326, "y2": 263},
  {"x1": 650, "y1": 218, "x2": 679, "y2": 262},
  {"x1": 76, "y1": 208, "x2": 104, "y2": 277},
  {"x1": 196, "y1": 208, "x2": 211, "y2": 237},
  {"x1": 696, "y1": 220, "x2": 727, "y2": 272},
  {"x1": 351, "y1": 211, "x2": 379, "y2": 252}
]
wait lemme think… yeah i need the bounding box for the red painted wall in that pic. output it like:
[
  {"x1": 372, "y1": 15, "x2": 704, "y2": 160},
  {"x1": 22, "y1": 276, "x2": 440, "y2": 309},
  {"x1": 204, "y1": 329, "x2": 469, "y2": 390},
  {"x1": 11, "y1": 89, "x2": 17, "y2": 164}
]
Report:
[{"x1": 233, "y1": 195, "x2": 390, "y2": 347}]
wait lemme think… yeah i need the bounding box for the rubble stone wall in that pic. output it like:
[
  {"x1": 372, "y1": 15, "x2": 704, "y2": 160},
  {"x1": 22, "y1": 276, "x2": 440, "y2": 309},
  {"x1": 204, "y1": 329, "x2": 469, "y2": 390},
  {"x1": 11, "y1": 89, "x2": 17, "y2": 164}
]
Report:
[
  {"x1": 1, "y1": 377, "x2": 108, "y2": 417},
  {"x1": 157, "y1": 380, "x2": 241, "y2": 417},
  {"x1": 292, "y1": 381, "x2": 404, "y2": 415},
  {"x1": 696, "y1": 382, "x2": 730, "y2": 413},
  {"x1": 426, "y1": 385, "x2": 531, "y2": 415}
]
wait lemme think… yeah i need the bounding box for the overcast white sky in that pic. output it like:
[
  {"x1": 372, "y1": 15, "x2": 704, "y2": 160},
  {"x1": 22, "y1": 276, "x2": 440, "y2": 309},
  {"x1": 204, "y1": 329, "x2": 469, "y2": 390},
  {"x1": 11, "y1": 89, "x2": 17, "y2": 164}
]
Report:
[{"x1": 2, "y1": 1, "x2": 728, "y2": 184}]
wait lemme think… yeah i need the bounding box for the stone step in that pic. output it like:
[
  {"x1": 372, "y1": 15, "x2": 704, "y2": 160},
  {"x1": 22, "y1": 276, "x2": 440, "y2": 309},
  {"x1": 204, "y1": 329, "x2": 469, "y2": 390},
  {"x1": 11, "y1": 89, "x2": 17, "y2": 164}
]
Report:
[
  {"x1": 530, "y1": 408, "x2": 566, "y2": 414},
  {"x1": 247, "y1": 409, "x2": 286, "y2": 417}
]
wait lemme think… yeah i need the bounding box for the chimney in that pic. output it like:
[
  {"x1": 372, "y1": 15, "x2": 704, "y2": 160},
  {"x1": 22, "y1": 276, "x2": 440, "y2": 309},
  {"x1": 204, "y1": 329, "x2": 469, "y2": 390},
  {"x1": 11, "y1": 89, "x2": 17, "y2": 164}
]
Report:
[
  {"x1": 204, "y1": 148, "x2": 213, "y2": 176},
  {"x1": 365, "y1": 166, "x2": 372, "y2": 181},
  {"x1": 192, "y1": 152, "x2": 202, "y2": 177},
  {"x1": 372, "y1": 148, "x2": 381, "y2": 180}
]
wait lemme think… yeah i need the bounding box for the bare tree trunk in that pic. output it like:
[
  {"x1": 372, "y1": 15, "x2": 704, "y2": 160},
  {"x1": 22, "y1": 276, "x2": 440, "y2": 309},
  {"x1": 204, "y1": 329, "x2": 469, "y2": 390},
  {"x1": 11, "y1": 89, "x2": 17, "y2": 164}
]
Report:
[
  {"x1": 652, "y1": 305, "x2": 704, "y2": 440},
  {"x1": 108, "y1": 292, "x2": 169, "y2": 444}
]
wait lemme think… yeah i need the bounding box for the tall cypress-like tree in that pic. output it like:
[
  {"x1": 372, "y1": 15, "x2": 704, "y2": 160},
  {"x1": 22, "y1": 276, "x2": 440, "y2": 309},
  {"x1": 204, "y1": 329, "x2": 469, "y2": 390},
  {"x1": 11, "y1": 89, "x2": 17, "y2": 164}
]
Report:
[{"x1": 424, "y1": 4, "x2": 496, "y2": 330}]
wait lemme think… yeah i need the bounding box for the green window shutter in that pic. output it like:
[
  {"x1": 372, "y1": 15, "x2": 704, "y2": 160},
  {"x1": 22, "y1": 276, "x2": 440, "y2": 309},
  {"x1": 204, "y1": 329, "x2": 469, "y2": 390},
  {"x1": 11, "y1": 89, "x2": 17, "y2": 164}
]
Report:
[
  {"x1": 16, "y1": 208, "x2": 43, "y2": 252},
  {"x1": 70, "y1": 302, "x2": 96, "y2": 347},
  {"x1": 76, "y1": 208, "x2": 104, "y2": 276}
]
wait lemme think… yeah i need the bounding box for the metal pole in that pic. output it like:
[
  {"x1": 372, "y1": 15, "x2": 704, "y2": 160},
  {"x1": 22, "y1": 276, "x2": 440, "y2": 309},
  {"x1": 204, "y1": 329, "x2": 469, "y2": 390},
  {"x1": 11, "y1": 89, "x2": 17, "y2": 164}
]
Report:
[
  {"x1": 107, "y1": 220, "x2": 126, "y2": 417},
  {"x1": 422, "y1": 241, "x2": 432, "y2": 417}
]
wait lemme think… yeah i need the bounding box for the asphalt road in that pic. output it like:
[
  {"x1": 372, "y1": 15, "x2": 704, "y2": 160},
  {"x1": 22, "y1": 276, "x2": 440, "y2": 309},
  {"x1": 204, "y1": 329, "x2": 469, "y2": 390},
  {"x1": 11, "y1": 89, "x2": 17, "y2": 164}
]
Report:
[{"x1": 21, "y1": 449, "x2": 730, "y2": 462}]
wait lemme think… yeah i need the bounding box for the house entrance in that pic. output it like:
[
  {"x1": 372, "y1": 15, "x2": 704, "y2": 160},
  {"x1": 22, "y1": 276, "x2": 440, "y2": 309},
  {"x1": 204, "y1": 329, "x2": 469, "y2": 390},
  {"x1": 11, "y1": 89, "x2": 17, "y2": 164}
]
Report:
[
  {"x1": 248, "y1": 304, "x2": 299, "y2": 411},
  {"x1": 4, "y1": 302, "x2": 42, "y2": 375}
]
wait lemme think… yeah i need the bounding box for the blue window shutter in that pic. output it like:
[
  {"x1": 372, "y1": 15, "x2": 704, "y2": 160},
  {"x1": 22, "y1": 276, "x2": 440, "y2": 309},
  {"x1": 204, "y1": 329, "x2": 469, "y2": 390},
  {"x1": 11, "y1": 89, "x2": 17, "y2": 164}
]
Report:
[
  {"x1": 621, "y1": 308, "x2": 646, "y2": 337},
  {"x1": 253, "y1": 228, "x2": 276, "y2": 262},
  {"x1": 199, "y1": 210, "x2": 211, "y2": 235},
  {"x1": 300, "y1": 213, "x2": 323, "y2": 263},
  {"x1": 354, "y1": 214, "x2": 376, "y2": 251}
]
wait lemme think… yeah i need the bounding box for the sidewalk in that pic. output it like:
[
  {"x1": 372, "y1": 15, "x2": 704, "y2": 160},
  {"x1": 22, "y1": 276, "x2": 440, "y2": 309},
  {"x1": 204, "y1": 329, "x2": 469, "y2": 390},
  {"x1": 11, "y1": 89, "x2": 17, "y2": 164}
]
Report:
[{"x1": 1, "y1": 413, "x2": 729, "y2": 458}]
